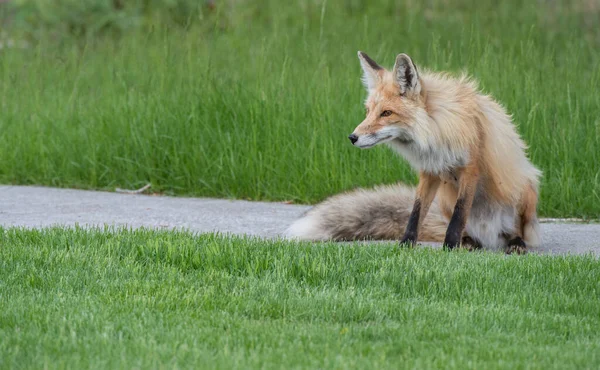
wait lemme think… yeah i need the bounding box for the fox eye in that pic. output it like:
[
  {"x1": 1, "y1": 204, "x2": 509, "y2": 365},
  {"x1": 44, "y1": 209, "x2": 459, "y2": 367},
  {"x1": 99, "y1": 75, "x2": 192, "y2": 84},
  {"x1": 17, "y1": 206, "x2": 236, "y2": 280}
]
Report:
[{"x1": 380, "y1": 110, "x2": 393, "y2": 117}]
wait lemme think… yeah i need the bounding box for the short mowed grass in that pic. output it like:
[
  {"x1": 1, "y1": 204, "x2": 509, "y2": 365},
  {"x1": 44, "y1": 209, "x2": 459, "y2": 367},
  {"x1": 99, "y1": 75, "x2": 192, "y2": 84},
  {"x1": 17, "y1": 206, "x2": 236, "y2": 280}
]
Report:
[
  {"x1": 0, "y1": 0, "x2": 599, "y2": 218},
  {"x1": 1, "y1": 227, "x2": 599, "y2": 369}
]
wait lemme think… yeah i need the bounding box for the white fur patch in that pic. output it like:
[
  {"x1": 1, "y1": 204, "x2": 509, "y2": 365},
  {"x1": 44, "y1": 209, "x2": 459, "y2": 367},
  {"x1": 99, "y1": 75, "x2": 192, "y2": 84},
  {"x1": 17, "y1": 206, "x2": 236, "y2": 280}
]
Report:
[
  {"x1": 465, "y1": 203, "x2": 515, "y2": 250},
  {"x1": 285, "y1": 214, "x2": 329, "y2": 241},
  {"x1": 387, "y1": 140, "x2": 469, "y2": 175},
  {"x1": 353, "y1": 126, "x2": 401, "y2": 149}
]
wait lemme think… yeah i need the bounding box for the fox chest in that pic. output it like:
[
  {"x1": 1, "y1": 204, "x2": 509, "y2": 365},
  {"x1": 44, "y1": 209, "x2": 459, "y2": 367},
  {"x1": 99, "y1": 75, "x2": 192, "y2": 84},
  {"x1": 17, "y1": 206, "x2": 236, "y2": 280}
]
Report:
[{"x1": 386, "y1": 139, "x2": 470, "y2": 175}]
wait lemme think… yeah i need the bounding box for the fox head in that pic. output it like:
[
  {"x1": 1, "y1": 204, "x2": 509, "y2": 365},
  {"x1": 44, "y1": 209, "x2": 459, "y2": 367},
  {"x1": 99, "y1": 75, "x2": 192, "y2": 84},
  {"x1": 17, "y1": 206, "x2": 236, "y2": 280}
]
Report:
[{"x1": 349, "y1": 52, "x2": 427, "y2": 149}]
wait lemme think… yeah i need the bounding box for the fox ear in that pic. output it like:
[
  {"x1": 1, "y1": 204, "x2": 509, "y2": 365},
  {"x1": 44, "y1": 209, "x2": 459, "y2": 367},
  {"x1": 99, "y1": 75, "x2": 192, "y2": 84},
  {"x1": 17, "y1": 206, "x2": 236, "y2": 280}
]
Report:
[
  {"x1": 393, "y1": 54, "x2": 421, "y2": 96},
  {"x1": 357, "y1": 51, "x2": 382, "y2": 91}
]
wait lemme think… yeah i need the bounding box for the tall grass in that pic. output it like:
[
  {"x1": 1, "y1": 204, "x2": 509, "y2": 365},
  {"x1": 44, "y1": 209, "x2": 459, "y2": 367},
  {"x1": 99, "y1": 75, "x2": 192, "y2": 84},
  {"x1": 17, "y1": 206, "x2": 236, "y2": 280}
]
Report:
[{"x1": 0, "y1": 0, "x2": 598, "y2": 217}]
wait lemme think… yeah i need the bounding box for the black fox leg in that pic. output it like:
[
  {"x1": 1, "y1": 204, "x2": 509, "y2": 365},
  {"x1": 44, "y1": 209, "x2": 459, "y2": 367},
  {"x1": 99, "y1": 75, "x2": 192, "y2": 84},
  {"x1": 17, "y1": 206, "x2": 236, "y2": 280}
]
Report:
[
  {"x1": 444, "y1": 198, "x2": 468, "y2": 249},
  {"x1": 444, "y1": 165, "x2": 478, "y2": 250},
  {"x1": 400, "y1": 173, "x2": 441, "y2": 247},
  {"x1": 400, "y1": 199, "x2": 420, "y2": 246}
]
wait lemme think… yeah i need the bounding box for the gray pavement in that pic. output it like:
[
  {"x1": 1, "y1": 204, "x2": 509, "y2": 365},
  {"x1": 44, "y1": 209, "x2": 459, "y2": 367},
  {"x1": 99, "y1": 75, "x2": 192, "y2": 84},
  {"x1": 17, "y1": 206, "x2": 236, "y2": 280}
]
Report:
[{"x1": 1, "y1": 185, "x2": 599, "y2": 255}]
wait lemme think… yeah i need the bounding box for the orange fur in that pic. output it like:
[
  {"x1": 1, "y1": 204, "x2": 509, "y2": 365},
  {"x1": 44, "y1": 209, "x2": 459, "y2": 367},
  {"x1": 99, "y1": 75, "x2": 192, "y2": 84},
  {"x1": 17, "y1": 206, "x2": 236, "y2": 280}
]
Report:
[
  {"x1": 288, "y1": 52, "x2": 542, "y2": 252},
  {"x1": 351, "y1": 52, "x2": 541, "y2": 250}
]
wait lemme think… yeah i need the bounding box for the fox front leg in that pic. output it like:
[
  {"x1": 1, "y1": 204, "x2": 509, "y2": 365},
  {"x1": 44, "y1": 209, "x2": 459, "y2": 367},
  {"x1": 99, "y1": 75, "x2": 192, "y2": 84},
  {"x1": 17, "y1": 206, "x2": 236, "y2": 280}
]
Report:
[
  {"x1": 400, "y1": 173, "x2": 441, "y2": 247},
  {"x1": 444, "y1": 165, "x2": 478, "y2": 249}
]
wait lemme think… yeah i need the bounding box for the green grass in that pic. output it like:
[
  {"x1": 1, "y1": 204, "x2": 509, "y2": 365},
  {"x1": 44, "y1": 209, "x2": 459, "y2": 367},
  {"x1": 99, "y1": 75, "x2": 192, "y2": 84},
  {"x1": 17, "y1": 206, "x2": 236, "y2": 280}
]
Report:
[
  {"x1": 1, "y1": 227, "x2": 599, "y2": 369},
  {"x1": 0, "y1": 1, "x2": 599, "y2": 217}
]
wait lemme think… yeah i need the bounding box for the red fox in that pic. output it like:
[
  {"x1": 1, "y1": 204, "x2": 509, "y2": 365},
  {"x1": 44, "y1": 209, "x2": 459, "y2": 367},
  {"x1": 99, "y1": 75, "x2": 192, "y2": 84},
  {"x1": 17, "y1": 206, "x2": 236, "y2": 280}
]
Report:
[{"x1": 288, "y1": 52, "x2": 542, "y2": 253}]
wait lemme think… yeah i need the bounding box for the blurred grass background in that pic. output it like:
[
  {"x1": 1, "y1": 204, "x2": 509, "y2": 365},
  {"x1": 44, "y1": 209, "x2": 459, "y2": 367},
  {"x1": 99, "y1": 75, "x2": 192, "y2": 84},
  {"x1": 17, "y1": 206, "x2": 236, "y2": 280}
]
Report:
[{"x1": 0, "y1": 0, "x2": 598, "y2": 217}]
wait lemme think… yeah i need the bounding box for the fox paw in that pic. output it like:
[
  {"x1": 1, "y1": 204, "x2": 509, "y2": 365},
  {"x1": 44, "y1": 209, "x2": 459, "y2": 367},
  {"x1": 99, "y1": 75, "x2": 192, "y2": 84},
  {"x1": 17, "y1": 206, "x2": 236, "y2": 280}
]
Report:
[
  {"x1": 460, "y1": 236, "x2": 482, "y2": 252},
  {"x1": 443, "y1": 234, "x2": 461, "y2": 250},
  {"x1": 399, "y1": 234, "x2": 417, "y2": 248},
  {"x1": 505, "y1": 237, "x2": 527, "y2": 255}
]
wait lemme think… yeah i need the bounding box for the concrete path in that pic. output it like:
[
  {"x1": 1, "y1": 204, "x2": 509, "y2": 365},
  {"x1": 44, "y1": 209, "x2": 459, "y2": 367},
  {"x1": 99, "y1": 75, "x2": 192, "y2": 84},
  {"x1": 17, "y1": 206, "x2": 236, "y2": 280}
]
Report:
[{"x1": 1, "y1": 185, "x2": 598, "y2": 255}]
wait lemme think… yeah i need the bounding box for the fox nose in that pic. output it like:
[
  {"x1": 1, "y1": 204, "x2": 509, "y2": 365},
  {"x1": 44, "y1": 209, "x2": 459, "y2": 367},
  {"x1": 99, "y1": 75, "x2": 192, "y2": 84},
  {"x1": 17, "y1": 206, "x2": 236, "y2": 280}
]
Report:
[{"x1": 348, "y1": 134, "x2": 358, "y2": 144}]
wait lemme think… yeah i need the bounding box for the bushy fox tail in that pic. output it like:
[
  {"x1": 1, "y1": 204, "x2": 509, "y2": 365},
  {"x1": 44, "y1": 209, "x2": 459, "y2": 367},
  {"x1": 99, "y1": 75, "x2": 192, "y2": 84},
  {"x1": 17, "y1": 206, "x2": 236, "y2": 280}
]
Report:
[{"x1": 286, "y1": 183, "x2": 448, "y2": 242}]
